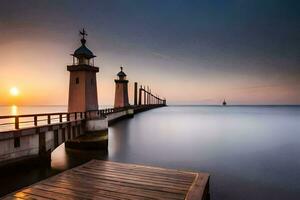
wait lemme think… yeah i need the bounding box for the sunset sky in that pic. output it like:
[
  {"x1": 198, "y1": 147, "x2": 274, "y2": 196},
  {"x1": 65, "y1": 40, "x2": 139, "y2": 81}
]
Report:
[{"x1": 0, "y1": 0, "x2": 299, "y2": 105}]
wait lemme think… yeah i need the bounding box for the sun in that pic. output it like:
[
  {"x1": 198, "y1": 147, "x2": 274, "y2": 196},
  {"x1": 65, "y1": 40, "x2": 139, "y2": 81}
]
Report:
[{"x1": 10, "y1": 87, "x2": 19, "y2": 96}]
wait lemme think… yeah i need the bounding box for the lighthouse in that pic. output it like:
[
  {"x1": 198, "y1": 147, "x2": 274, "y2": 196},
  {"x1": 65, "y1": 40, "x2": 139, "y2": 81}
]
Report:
[
  {"x1": 67, "y1": 29, "x2": 99, "y2": 112},
  {"x1": 114, "y1": 67, "x2": 130, "y2": 108}
]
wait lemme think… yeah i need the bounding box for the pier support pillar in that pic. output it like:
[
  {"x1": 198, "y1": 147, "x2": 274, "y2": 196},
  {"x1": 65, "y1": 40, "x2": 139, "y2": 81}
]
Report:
[
  {"x1": 37, "y1": 131, "x2": 52, "y2": 166},
  {"x1": 134, "y1": 82, "x2": 138, "y2": 106},
  {"x1": 65, "y1": 118, "x2": 108, "y2": 150}
]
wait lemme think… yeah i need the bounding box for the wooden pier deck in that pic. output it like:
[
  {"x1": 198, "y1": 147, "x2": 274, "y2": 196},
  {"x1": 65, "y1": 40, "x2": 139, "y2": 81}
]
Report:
[{"x1": 2, "y1": 160, "x2": 210, "y2": 200}]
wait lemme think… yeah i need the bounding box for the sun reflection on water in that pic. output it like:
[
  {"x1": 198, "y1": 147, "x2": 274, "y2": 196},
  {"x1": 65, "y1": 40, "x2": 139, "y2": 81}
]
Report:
[{"x1": 11, "y1": 105, "x2": 18, "y2": 115}]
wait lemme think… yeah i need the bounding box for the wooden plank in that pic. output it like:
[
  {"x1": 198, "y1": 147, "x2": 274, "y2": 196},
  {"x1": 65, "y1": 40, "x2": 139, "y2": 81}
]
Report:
[
  {"x1": 32, "y1": 184, "x2": 126, "y2": 200},
  {"x1": 22, "y1": 187, "x2": 78, "y2": 200},
  {"x1": 14, "y1": 191, "x2": 50, "y2": 200},
  {"x1": 44, "y1": 178, "x2": 185, "y2": 200},
  {"x1": 82, "y1": 162, "x2": 196, "y2": 180},
  {"x1": 87, "y1": 160, "x2": 196, "y2": 177},
  {"x1": 3, "y1": 160, "x2": 210, "y2": 200},
  {"x1": 1, "y1": 197, "x2": 24, "y2": 200},
  {"x1": 71, "y1": 168, "x2": 192, "y2": 189},
  {"x1": 57, "y1": 172, "x2": 187, "y2": 197},
  {"x1": 186, "y1": 173, "x2": 210, "y2": 200},
  {"x1": 60, "y1": 172, "x2": 188, "y2": 196},
  {"x1": 78, "y1": 165, "x2": 194, "y2": 185}
]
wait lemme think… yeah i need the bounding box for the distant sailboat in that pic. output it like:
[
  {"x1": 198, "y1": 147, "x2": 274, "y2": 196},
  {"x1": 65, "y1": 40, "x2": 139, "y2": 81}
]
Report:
[{"x1": 222, "y1": 99, "x2": 227, "y2": 106}]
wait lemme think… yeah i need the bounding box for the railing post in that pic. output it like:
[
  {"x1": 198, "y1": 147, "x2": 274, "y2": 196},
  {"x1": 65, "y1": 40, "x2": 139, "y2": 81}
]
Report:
[
  {"x1": 59, "y1": 114, "x2": 63, "y2": 123},
  {"x1": 139, "y1": 86, "x2": 142, "y2": 106},
  {"x1": 144, "y1": 87, "x2": 146, "y2": 105},
  {"x1": 34, "y1": 116, "x2": 38, "y2": 126},
  {"x1": 67, "y1": 113, "x2": 70, "y2": 122},
  {"x1": 47, "y1": 115, "x2": 51, "y2": 124},
  {"x1": 15, "y1": 116, "x2": 19, "y2": 129},
  {"x1": 74, "y1": 112, "x2": 77, "y2": 120},
  {"x1": 146, "y1": 87, "x2": 149, "y2": 105},
  {"x1": 80, "y1": 112, "x2": 83, "y2": 119},
  {"x1": 148, "y1": 88, "x2": 151, "y2": 105},
  {"x1": 152, "y1": 94, "x2": 154, "y2": 105}
]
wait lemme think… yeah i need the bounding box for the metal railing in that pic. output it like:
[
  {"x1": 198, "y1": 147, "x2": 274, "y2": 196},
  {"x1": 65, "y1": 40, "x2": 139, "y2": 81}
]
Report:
[
  {"x1": 0, "y1": 105, "x2": 163, "y2": 132},
  {"x1": 0, "y1": 110, "x2": 100, "y2": 131}
]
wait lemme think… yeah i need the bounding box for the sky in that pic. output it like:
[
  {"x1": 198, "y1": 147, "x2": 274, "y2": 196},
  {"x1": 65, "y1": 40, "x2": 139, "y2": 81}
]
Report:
[{"x1": 0, "y1": 0, "x2": 299, "y2": 105}]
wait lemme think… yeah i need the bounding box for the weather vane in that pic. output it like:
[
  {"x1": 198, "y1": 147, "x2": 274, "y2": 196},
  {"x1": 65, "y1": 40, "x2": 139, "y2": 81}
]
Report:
[{"x1": 80, "y1": 28, "x2": 88, "y2": 39}]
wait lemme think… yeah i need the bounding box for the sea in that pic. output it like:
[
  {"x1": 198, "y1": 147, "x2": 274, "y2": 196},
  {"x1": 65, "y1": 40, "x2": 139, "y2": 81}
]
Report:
[{"x1": 0, "y1": 105, "x2": 299, "y2": 200}]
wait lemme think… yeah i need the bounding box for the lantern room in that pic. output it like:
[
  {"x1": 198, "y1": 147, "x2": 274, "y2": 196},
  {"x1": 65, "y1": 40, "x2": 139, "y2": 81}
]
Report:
[{"x1": 71, "y1": 29, "x2": 96, "y2": 66}]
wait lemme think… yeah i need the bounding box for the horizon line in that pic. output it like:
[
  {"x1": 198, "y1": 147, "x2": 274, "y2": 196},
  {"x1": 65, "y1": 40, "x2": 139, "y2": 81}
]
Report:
[{"x1": 0, "y1": 104, "x2": 300, "y2": 107}]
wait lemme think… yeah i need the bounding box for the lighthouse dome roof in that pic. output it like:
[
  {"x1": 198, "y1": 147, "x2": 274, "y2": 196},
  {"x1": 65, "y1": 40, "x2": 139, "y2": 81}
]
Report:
[
  {"x1": 117, "y1": 66, "x2": 127, "y2": 77},
  {"x1": 73, "y1": 39, "x2": 96, "y2": 59},
  {"x1": 117, "y1": 70, "x2": 127, "y2": 77}
]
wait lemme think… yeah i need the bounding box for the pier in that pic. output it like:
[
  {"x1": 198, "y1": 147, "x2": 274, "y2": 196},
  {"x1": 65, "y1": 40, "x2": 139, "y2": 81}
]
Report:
[
  {"x1": 0, "y1": 104, "x2": 165, "y2": 167},
  {"x1": 0, "y1": 29, "x2": 166, "y2": 167},
  {"x1": 0, "y1": 29, "x2": 210, "y2": 199},
  {"x1": 2, "y1": 160, "x2": 210, "y2": 200}
]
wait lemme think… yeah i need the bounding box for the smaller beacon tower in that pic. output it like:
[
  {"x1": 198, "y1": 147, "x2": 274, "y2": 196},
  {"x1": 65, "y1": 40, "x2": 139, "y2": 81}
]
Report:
[
  {"x1": 67, "y1": 29, "x2": 99, "y2": 112},
  {"x1": 114, "y1": 67, "x2": 129, "y2": 108}
]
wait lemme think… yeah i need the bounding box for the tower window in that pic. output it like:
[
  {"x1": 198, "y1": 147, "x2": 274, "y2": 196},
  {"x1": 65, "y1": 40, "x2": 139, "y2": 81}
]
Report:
[
  {"x1": 14, "y1": 137, "x2": 20, "y2": 148},
  {"x1": 76, "y1": 77, "x2": 79, "y2": 84}
]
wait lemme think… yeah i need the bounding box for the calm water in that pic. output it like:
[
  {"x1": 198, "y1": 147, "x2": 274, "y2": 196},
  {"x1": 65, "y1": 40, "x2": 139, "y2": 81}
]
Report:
[{"x1": 0, "y1": 105, "x2": 300, "y2": 199}]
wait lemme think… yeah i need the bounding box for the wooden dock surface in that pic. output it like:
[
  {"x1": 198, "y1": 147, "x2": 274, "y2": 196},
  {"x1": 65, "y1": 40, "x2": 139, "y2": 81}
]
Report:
[{"x1": 2, "y1": 160, "x2": 210, "y2": 200}]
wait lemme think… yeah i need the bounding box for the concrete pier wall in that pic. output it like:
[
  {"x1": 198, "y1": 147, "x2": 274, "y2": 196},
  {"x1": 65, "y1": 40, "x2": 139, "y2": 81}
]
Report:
[
  {"x1": 0, "y1": 121, "x2": 84, "y2": 167},
  {"x1": 85, "y1": 118, "x2": 108, "y2": 131},
  {"x1": 0, "y1": 134, "x2": 39, "y2": 162},
  {"x1": 107, "y1": 109, "x2": 134, "y2": 125}
]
